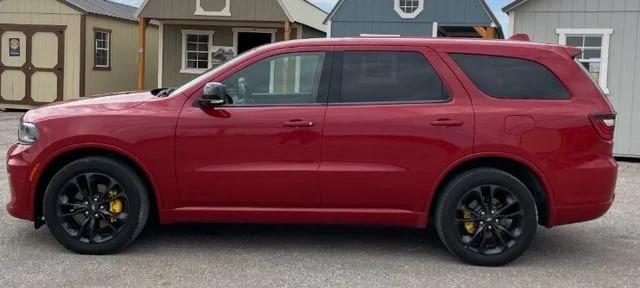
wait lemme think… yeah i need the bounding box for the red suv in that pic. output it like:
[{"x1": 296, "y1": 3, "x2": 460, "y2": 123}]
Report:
[{"x1": 6, "y1": 38, "x2": 617, "y2": 266}]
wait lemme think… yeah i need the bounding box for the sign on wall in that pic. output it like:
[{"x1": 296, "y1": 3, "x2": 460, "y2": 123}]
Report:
[
  {"x1": 9, "y1": 38, "x2": 20, "y2": 57},
  {"x1": 211, "y1": 46, "x2": 235, "y2": 66}
]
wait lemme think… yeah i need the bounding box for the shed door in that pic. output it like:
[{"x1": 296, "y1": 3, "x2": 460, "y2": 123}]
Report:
[{"x1": 0, "y1": 25, "x2": 65, "y2": 106}]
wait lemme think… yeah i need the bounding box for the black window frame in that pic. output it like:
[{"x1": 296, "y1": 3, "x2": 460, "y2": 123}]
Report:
[
  {"x1": 449, "y1": 53, "x2": 571, "y2": 100},
  {"x1": 329, "y1": 50, "x2": 453, "y2": 105}
]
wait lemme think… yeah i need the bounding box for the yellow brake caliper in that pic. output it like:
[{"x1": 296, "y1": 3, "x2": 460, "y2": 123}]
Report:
[
  {"x1": 107, "y1": 190, "x2": 123, "y2": 223},
  {"x1": 463, "y1": 211, "x2": 476, "y2": 235}
]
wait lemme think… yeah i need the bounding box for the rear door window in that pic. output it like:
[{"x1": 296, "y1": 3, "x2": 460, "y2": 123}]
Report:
[
  {"x1": 450, "y1": 54, "x2": 570, "y2": 100},
  {"x1": 339, "y1": 51, "x2": 450, "y2": 103}
]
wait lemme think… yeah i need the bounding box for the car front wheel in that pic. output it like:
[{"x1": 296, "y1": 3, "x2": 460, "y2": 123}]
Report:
[
  {"x1": 434, "y1": 168, "x2": 538, "y2": 266},
  {"x1": 43, "y1": 156, "x2": 149, "y2": 254}
]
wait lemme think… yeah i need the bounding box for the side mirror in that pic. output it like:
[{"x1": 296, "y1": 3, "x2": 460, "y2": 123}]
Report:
[{"x1": 198, "y1": 82, "x2": 227, "y2": 108}]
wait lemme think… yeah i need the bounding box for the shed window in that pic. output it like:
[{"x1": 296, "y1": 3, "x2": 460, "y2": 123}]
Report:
[
  {"x1": 394, "y1": 0, "x2": 424, "y2": 18},
  {"x1": 557, "y1": 28, "x2": 613, "y2": 94},
  {"x1": 181, "y1": 30, "x2": 214, "y2": 74},
  {"x1": 94, "y1": 30, "x2": 110, "y2": 69}
]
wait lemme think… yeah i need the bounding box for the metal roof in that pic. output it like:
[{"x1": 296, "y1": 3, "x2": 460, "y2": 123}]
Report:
[
  {"x1": 502, "y1": 0, "x2": 527, "y2": 13},
  {"x1": 64, "y1": 0, "x2": 138, "y2": 22}
]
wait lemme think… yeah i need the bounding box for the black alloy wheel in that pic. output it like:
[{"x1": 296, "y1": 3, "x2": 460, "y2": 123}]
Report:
[
  {"x1": 455, "y1": 184, "x2": 524, "y2": 255},
  {"x1": 56, "y1": 173, "x2": 129, "y2": 244},
  {"x1": 435, "y1": 168, "x2": 538, "y2": 266},
  {"x1": 44, "y1": 157, "x2": 149, "y2": 254}
]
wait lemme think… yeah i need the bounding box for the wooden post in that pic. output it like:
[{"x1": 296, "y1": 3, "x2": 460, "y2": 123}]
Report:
[
  {"x1": 284, "y1": 20, "x2": 291, "y2": 41},
  {"x1": 486, "y1": 27, "x2": 495, "y2": 39},
  {"x1": 137, "y1": 17, "x2": 149, "y2": 91},
  {"x1": 474, "y1": 26, "x2": 496, "y2": 39}
]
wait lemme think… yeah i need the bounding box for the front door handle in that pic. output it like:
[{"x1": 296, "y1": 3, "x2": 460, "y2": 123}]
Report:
[
  {"x1": 430, "y1": 119, "x2": 464, "y2": 127},
  {"x1": 283, "y1": 119, "x2": 315, "y2": 128}
]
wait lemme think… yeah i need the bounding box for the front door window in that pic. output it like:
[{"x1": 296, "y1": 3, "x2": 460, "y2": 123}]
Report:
[{"x1": 222, "y1": 52, "x2": 326, "y2": 105}]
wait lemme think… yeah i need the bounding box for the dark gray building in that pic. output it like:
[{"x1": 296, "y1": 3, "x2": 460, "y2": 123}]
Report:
[{"x1": 325, "y1": 0, "x2": 503, "y2": 39}]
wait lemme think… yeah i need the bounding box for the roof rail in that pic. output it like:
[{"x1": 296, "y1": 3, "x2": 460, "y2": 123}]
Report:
[{"x1": 509, "y1": 34, "x2": 530, "y2": 41}]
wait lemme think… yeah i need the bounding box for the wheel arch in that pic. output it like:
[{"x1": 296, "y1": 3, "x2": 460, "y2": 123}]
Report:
[
  {"x1": 32, "y1": 145, "x2": 162, "y2": 228},
  {"x1": 426, "y1": 154, "x2": 553, "y2": 227}
]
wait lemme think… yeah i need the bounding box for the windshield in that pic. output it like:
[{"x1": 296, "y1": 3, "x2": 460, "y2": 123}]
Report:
[{"x1": 170, "y1": 49, "x2": 257, "y2": 96}]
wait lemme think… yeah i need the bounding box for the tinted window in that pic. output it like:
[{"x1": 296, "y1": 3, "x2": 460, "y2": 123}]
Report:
[
  {"x1": 451, "y1": 54, "x2": 570, "y2": 100},
  {"x1": 340, "y1": 51, "x2": 450, "y2": 103},
  {"x1": 222, "y1": 52, "x2": 325, "y2": 105}
]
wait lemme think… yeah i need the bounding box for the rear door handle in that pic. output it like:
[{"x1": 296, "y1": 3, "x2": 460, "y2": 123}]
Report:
[
  {"x1": 430, "y1": 119, "x2": 464, "y2": 127},
  {"x1": 283, "y1": 119, "x2": 315, "y2": 128}
]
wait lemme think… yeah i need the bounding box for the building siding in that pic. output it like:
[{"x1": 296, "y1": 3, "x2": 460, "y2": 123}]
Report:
[
  {"x1": 85, "y1": 15, "x2": 158, "y2": 96},
  {"x1": 330, "y1": 0, "x2": 495, "y2": 37},
  {"x1": 161, "y1": 23, "x2": 292, "y2": 87},
  {"x1": 300, "y1": 25, "x2": 325, "y2": 39},
  {"x1": 0, "y1": 0, "x2": 82, "y2": 101},
  {"x1": 511, "y1": 0, "x2": 640, "y2": 156},
  {"x1": 139, "y1": 0, "x2": 288, "y2": 22}
]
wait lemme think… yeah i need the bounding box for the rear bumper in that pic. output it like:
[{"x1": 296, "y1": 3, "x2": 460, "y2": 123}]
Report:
[
  {"x1": 549, "y1": 196, "x2": 614, "y2": 227},
  {"x1": 6, "y1": 144, "x2": 35, "y2": 221},
  {"x1": 545, "y1": 156, "x2": 617, "y2": 227}
]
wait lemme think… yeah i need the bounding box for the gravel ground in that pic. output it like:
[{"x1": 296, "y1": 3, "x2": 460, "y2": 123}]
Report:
[{"x1": 0, "y1": 111, "x2": 638, "y2": 288}]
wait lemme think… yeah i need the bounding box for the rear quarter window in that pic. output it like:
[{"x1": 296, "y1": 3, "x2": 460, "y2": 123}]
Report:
[{"x1": 450, "y1": 54, "x2": 570, "y2": 100}]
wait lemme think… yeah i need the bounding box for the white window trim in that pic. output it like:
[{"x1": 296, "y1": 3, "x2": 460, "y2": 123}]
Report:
[
  {"x1": 394, "y1": 0, "x2": 424, "y2": 19},
  {"x1": 232, "y1": 28, "x2": 277, "y2": 91},
  {"x1": 181, "y1": 29, "x2": 215, "y2": 74},
  {"x1": 95, "y1": 31, "x2": 110, "y2": 68},
  {"x1": 557, "y1": 28, "x2": 613, "y2": 94},
  {"x1": 194, "y1": 0, "x2": 231, "y2": 16}
]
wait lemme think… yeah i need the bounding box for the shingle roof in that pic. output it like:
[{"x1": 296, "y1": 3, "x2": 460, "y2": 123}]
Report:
[{"x1": 64, "y1": 0, "x2": 138, "y2": 22}]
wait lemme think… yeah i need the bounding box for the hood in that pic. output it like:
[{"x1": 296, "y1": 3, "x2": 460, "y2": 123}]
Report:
[{"x1": 24, "y1": 91, "x2": 154, "y2": 122}]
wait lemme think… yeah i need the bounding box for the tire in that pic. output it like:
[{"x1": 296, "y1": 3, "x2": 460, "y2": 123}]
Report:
[
  {"x1": 434, "y1": 168, "x2": 538, "y2": 266},
  {"x1": 43, "y1": 156, "x2": 149, "y2": 254}
]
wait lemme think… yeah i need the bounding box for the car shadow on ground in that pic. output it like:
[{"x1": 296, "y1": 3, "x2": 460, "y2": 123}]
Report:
[
  {"x1": 126, "y1": 223, "x2": 458, "y2": 261},
  {"x1": 16, "y1": 220, "x2": 609, "y2": 267}
]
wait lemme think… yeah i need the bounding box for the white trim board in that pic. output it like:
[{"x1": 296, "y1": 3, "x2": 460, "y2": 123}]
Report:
[
  {"x1": 557, "y1": 28, "x2": 614, "y2": 94},
  {"x1": 157, "y1": 22, "x2": 164, "y2": 87},
  {"x1": 194, "y1": 0, "x2": 231, "y2": 16}
]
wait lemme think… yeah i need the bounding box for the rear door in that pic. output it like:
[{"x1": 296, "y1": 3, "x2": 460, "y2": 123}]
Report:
[{"x1": 319, "y1": 46, "x2": 474, "y2": 212}]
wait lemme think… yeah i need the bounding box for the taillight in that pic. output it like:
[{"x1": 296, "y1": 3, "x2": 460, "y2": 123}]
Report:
[{"x1": 589, "y1": 113, "x2": 616, "y2": 141}]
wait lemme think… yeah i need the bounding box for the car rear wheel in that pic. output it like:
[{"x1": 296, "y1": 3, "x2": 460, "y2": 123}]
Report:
[
  {"x1": 43, "y1": 156, "x2": 149, "y2": 254},
  {"x1": 434, "y1": 168, "x2": 538, "y2": 266}
]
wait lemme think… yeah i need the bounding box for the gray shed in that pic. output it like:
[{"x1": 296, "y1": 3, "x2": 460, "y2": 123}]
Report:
[
  {"x1": 504, "y1": 0, "x2": 640, "y2": 158},
  {"x1": 325, "y1": 0, "x2": 504, "y2": 39}
]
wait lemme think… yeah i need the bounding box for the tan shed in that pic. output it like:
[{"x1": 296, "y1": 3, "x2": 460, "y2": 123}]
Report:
[{"x1": 0, "y1": 0, "x2": 158, "y2": 109}]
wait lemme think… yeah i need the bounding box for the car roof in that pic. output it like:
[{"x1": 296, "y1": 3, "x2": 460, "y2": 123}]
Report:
[{"x1": 262, "y1": 37, "x2": 567, "y2": 55}]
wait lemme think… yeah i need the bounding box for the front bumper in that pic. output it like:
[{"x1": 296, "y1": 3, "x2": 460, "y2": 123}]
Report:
[{"x1": 6, "y1": 144, "x2": 35, "y2": 221}]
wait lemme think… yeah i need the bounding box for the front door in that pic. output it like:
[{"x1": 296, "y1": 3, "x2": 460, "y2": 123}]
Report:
[
  {"x1": 176, "y1": 49, "x2": 332, "y2": 208},
  {"x1": 237, "y1": 32, "x2": 273, "y2": 54},
  {"x1": 0, "y1": 25, "x2": 64, "y2": 107},
  {"x1": 320, "y1": 47, "x2": 475, "y2": 212}
]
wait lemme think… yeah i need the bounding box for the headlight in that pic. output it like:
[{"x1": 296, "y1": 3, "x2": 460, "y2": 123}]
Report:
[{"x1": 18, "y1": 121, "x2": 39, "y2": 144}]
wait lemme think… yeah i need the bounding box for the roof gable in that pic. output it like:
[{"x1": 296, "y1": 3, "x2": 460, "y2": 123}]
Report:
[
  {"x1": 325, "y1": 0, "x2": 501, "y2": 27},
  {"x1": 136, "y1": 0, "x2": 326, "y2": 31}
]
